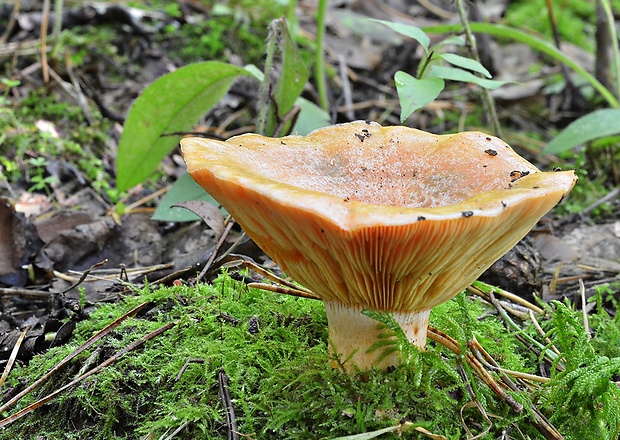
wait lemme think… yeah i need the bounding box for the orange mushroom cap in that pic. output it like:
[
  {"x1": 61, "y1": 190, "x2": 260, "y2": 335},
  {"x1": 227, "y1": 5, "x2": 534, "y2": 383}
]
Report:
[{"x1": 181, "y1": 121, "x2": 577, "y2": 371}]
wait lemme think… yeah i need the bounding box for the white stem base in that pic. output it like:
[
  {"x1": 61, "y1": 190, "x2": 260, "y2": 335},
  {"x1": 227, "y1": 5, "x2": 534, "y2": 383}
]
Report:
[{"x1": 324, "y1": 301, "x2": 430, "y2": 373}]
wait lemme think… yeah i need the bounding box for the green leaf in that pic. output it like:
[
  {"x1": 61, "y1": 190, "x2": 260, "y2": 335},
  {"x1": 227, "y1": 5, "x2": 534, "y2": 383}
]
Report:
[
  {"x1": 116, "y1": 62, "x2": 250, "y2": 191},
  {"x1": 423, "y1": 22, "x2": 619, "y2": 108},
  {"x1": 427, "y1": 65, "x2": 508, "y2": 90},
  {"x1": 437, "y1": 53, "x2": 491, "y2": 78},
  {"x1": 272, "y1": 19, "x2": 308, "y2": 123},
  {"x1": 433, "y1": 35, "x2": 466, "y2": 48},
  {"x1": 394, "y1": 71, "x2": 444, "y2": 122},
  {"x1": 334, "y1": 11, "x2": 402, "y2": 45},
  {"x1": 263, "y1": 18, "x2": 309, "y2": 136},
  {"x1": 152, "y1": 172, "x2": 225, "y2": 222},
  {"x1": 292, "y1": 97, "x2": 331, "y2": 135},
  {"x1": 370, "y1": 19, "x2": 430, "y2": 52},
  {"x1": 243, "y1": 64, "x2": 263, "y2": 81},
  {"x1": 328, "y1": 424, "x2": 407, "y2": 440},
  {"x1": 543, "y1": 109, "x2": 620, "y2": 155}
]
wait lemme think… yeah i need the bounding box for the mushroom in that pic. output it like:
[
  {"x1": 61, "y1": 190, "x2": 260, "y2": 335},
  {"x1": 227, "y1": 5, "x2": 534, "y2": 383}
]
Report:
[{"x1": 181, "y1": 121, "x2": 577, "y2": 373}]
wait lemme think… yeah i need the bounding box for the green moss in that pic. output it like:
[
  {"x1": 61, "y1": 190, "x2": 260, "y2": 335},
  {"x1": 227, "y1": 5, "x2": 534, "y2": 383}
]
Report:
[
  {"x1": 161, "y1": 1, "x2": 286, "y2": 66},
  {"x1": 0, "y1": 86, "x2": 116, "y2": 201},
  {"x1": 1, "y1": 273, "x2": 619, "y2": 438},
  {"x1": 550, "y1": 146, "x2": 617, "y2": 218}
]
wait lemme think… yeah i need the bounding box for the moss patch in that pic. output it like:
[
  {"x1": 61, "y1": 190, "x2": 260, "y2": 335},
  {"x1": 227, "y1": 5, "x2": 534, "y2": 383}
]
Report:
[{"x1": 1, "y1": 274, "x2": 619, "y2": 439}]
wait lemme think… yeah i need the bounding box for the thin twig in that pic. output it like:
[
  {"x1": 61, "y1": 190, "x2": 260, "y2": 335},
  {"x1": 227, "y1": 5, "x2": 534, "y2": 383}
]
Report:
[
  {"x1": 579, "y1": 278, "x2": 590, "y2": 341},
  {"x1": 454, "y1": 0, "x2": 502, "y2": 136},
  {"x1": 53, "y1": 263, "x2": 174, "y2": 284},
  {"x1": 529, "y1": 310, "x2": 562, "y2": 358},
  {"x1": 218, "y1": 369, "x2": 240, "y2": 440},
  {"x1": 0, "y1": 40, "x2": 50, "y2": 57},
  {"x1": 0, "y1": 322, "x2": 174, "y2": 428},
  {"x1": 175, "y1": 358, "x2": 205, "y2": 382},
  {"x1": 46, "y1": 66, "x2": 85, "y2": 111},
  {"x1": 427, "y1": 326, "x2": 461, "y2": 353},
  {"x1": 40, "y1": 0, "x2": 51, "y2": 83},
  {"x1": 0, "y1": 287, "x2": 51, "y2": 299},
  {"x1": 417, "y1": 0, "x2": 454, "y2": 19},
  {"x1": 196, "y1": 218, "x2": 235, "y2": 282},
  {"x1": 457, "y1": 365, "x2": 493, "y2": 439},
  {"x1": 63, "y1": 50, "x2": 94, "y2": 125},
  {"x1": 216, "y1": 108, "x2": 251, "y2": 137},
  {"x1": 222, "y1": 257, "x2": 320, "y2": 299},
  {"x1": 60, "y1": 259, "x2": 108, "y2": 294},
  {"x1": 120, "y1": 185, "x2": 171, "y2": 214},
  {"x1": 427, "y1": 327, "x2": 519, "y2": 410},
  {"x1": 0, "y1": 0, "x2": 20, "y2": 45},
  {"x1": 469, "y1": 350, "x2": 523, "y2": 412},
  {"x1": 315, "y1": 0, "x2": 329, "y2": 110},
  {"x1": 469, "y1": 337, "x2": 549, "y2": 384},
  {"x1": 488, "y1": 292, "x2": 560, "y2": 364},
  {"x1": 0, "y1": 302, "x2": 150, "y2": 414},
  {"x1": 582, "y1": 186, "x2": 619, "y2": 215},
  {"x1": 0, "y1": 326, "x2": 30, "y2": 387},
  {"x1": 272, "y1": 104, "x2": 300, "y2": 137},
  {"x1": 428, "y1": 327, "x2": 563, "y2": 439},
  {"x1": 549, "y1": 263, "x2": 563, "y2": 296},
  {"x1": 160, "y1": 421, "x2": 190, "y2": 440},
  {"x1": 234, "y1": 259, "x2": 315, "y2": 295},
  {"x1": 338, "y1": 54, "x2": 355, "y2": 120},
  {"x1": 246, "y1": 282, "x2": 320, "y2": 300},
  {"x1": 470, "y1": 281, "x2": 545, "y2": 315}
]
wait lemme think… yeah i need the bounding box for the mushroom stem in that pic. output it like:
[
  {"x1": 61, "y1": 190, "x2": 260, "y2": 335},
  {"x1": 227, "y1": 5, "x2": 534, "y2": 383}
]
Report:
[{"x1": 324, "y1": 301, "x2": 430, "y2": 372}]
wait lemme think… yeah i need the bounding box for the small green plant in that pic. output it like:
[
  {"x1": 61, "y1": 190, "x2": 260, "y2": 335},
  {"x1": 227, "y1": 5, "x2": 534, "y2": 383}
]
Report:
[
  {"x1": 373, "y1": 20, "x2": 508, "y2": 123},
  {"x1": 423, "y1": 21, "x2": 618, "y2": 108},
  {"x1": 543, "y1": 108, "x2": 620, "y2": 154},
  {"x1": 362, "y1": 309, "x2": 460, "y2": 388},
  {"x1": 1, "y1": 78, "x2": 21, "y2": 104},
  {"x1": 419, "y1": 19, "x2": 620, "y2": 156},
  {"x1": 0, "y1": 78, "x2": 21, "y2": 127},
  {"x1": 550, "y1": 147, "x2": 616, "y2": 216},
  {"x1": 27, "y1": 156, "x2": 58, "y2": 195},
  {"x1": 589, "y1": 283, "x2": 620, "y2": 359},
  {"x1": 541, "y1": 300, "x2": 620, "y2": 439}
]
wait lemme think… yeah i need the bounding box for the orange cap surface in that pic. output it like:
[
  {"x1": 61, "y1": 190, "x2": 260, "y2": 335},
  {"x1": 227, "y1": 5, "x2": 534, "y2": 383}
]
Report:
[{"x1": 181, "y1": 121, "x2": 577, "y2": 313}]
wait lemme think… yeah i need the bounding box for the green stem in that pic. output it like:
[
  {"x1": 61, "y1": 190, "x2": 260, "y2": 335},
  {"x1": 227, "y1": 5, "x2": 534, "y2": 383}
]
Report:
[
  {"x1": 286, "y1": 0, "x2": 298, "y2": 37},
  {"x1": 454, "y1": 0, "x2": 502, "y2": 137},
  {"x1": 599, "y1": 0, "x2": 620, "y2": 100},
  {"x1": 416, "y1": 50, "x2": 435, "y2": 78},
  {"x1": 315, "y1": 0, "x2": 329, "y2": 111},
  {"x1": 50, "y1": 0, "x2": 64, "y2": 57},
  {"x1": 488, "y1": 292, "x2": 560, "y2": 363},
  {"x1": 424, "y1": 22, "x2": 620, "y2": 108}
]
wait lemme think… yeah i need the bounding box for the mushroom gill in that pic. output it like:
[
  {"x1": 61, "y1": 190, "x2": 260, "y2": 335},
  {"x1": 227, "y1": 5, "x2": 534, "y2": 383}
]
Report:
[{"x1": 181, "y1": 121, "x2": 577, "y2": 372}]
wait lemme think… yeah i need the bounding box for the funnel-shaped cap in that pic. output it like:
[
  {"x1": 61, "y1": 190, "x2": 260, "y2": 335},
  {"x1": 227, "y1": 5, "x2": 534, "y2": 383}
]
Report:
[{"x1": 182, "y1": 121, "x2": 577, "y2": 371}]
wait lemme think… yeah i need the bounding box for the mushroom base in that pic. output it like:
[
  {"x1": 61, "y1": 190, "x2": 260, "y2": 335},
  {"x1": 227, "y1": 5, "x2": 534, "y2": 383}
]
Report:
[{"x1": 324, "y1": 301, "x2": 430, "y2": 373}]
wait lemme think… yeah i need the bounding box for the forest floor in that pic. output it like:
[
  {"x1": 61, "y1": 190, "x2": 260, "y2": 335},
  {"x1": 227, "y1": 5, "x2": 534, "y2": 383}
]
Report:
[{"x1": 0, "y1": 1, "x2": 619, "y2": 439}]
